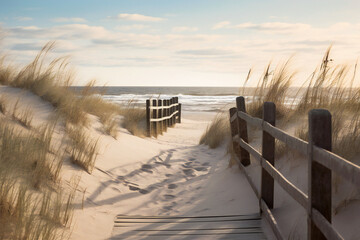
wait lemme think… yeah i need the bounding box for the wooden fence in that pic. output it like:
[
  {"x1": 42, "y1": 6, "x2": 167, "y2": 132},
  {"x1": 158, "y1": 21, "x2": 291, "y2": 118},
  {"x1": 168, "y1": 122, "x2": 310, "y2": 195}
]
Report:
[
  {"x1": 229, "y1": 96, "x2": 360, "y2": 240},
  {"x1": 146, "y1": 97, "x2": 181, "y2": 137}
]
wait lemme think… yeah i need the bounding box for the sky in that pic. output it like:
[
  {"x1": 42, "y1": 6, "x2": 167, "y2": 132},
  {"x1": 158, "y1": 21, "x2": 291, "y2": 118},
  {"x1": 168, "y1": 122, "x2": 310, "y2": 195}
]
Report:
[{"x1": 1, "y1": 0, "x2": 360, "y2": 86}]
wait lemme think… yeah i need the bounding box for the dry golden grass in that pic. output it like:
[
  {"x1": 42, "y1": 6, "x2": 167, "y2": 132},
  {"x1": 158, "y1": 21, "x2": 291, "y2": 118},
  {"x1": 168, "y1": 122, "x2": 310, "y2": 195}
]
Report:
[
  {"x1": 67, "y1": 125, "x2": 99, "y2": 173},
  {"x1": 199, "y1": 113, "x2": 230, "y2": 149},
  {"x1": 0, "y1": 41, "x2": 121, "y2": 141},
  {"x1": 0, "y1": 117, "x2": 74, "y2": 240},
  {"x1": 119, "y1": 103, "x2": 146, "y2": 136}
]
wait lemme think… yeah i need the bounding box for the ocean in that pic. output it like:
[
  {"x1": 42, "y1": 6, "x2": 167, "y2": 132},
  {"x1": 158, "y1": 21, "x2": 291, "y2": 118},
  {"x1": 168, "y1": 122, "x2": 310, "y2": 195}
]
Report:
[{"x1": 71, "y1": 86, "x2": 299, "y2": 112}]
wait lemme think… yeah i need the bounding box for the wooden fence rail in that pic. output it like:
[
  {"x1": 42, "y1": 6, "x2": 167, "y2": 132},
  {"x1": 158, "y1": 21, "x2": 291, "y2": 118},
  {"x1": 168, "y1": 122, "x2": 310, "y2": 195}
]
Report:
[
  {"x1": 229, "y1": 96, "x2": 360, "y2": 240},
  {"x1": 146, "y1": 97, "x2": 181, "y2": 137}
]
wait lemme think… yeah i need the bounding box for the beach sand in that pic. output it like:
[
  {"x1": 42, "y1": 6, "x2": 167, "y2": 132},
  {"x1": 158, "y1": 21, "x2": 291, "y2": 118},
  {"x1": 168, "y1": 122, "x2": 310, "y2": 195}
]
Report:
[
  {"x1": 67, "y1": 110, "x2": 272, "y2": 239},
  {"x1": 2, "y1": 86, "x2": 358, "y2": 240}
]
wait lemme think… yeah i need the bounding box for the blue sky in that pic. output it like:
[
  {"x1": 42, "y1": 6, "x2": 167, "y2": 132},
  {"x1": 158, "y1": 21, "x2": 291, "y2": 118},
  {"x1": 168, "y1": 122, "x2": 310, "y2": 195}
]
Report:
[{"x1": 1, "y1": 0, "x2": 360, "y2": 86}]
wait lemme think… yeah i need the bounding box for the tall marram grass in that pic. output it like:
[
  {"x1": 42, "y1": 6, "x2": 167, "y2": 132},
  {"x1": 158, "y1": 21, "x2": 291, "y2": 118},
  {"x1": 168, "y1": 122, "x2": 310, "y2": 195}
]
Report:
[
  {"x1": 0, "y1": 118, "x2": 75, "y2": 239},
  {"x1": 119, "y1": 102, "x2": 146, "y2": 136},
  {"x1": 199, "y1": 113, "x2": 229, "y2": 148},
  {"x1": 0, "y1": 42, "x2": 120, "y2": 137},
  {"x1": 67, "y1": 125, "x2": 99, "y2": 173}
]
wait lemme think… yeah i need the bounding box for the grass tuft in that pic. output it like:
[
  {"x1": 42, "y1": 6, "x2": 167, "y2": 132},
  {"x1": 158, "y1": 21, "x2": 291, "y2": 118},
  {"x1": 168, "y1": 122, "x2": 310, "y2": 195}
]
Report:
[{"x1": 199, "y1": 113, "x2": 230, "y2": 149}]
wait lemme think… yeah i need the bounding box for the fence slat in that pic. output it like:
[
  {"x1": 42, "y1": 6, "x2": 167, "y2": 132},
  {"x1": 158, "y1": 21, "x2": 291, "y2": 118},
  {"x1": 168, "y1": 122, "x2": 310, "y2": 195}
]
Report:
[
  {"x1": 311, "y1": 209, "x2": 343, "y2": 240},
  {"x1": 235, "y1": 136, "x2": 308, "y2": 210},
  {"x1": 260, "y1": 199, "x2": 285, "y2": 240},
  {"x1": 262, "y1": 122, "x2": 308, "y2": 156},
  {"x1": 313, "y1": 146, "x2": 360, "y2": 187},
  {"x1": 236, "y1": 97, "x2": 250, "y2": 166},
  {"x1": 261, "y1": 159, "x2": 308, "y2": 210},
  {"x1": 308, "y1": 109, "x2": 332, "y2": 240},
  {"x1": 237, "y1": 111, "x2": 263, "y2": 128},
  {"x1": 229, "y1": 108, "x2": 240, "y2": 165},
  {"x1": 158, "y1": 100, "x2": 163, "y2": 135},
  {"x1": 178, "y1": 103, "x2": 182, "y2": 123},
  {"x1": 261, "y1": 102, "x2": 276, "y2": 209},
  {"x1": 238, "y1": 159, "x2": 260, "y2": 199},
  {"x1": 146, "y1": 99, "x2": 151, "y2": 137},
  {"x1": 152, "y1": 99, "x2": 158, "y2": 137}
]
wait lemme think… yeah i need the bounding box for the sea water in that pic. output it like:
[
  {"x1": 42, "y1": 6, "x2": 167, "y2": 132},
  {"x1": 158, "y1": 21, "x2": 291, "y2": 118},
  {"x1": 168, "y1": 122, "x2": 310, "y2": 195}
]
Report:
[{"x1": 71, "y1": 86, "x2": 299, "y2": 112}]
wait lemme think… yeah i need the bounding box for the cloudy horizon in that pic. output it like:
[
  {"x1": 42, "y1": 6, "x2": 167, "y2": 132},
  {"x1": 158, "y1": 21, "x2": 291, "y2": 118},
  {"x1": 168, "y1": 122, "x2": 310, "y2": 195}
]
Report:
[{"x1": 1, "y1": 0, "x2": 360, "y2": 86}]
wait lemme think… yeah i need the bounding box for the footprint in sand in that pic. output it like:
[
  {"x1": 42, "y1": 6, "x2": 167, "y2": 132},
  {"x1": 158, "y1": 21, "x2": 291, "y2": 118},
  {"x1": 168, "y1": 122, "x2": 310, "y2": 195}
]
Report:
[
  {"x1": 129, "y1": 185, "x2": 140, "y2": 191},
  {"x1": 163, "y1": 194, "x2": 176, "y2": 200},
  {"x1": 194, "y1": 166, "x2": 208, "y2": 172},
  {"x1": 183, "y1": 168, "x2": 195, "y2": 177},
  {"x1": 188, "y1": 158, "x2": 196, "y2": 161},
  {"x1": 182, "y1": 163, "x2": 192, "y2": 168},
  {"x1": 165, "y1": 174, "x2": 173, "y2": 177},
  {"x1": 141, "y1": 164, "x2": 153, "y2": 173},
  {"x1": 167, "y1": 184, "x2": 177, "y2": 189},
  {"x1": 139, "y1": 189, "x2": 149, "y2": 194}
]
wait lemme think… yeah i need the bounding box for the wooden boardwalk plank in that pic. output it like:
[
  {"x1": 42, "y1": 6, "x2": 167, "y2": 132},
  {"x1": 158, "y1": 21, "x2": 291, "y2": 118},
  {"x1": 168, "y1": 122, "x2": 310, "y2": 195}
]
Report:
[{"x1": 111, "y1": 214, "x2": 266, "y2": 240}]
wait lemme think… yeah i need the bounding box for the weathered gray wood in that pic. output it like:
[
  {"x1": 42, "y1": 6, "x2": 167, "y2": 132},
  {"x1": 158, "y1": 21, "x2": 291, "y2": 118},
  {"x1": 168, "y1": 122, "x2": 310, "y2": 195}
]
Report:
[
  {"x1": 229, "y1": 108, "x2": 241, "y2": 167},
  {"x1": 152, "y1": 99, "x2": 158, "y2": 137},
  {"x1": 237, "y1": 111, "x2": 263, "y2": 128},
  {"x1": 163, "y1": 100, "x2": 168, "y2": 132},
  {"x1": 260, "y1": 199, "x2": 285, "y2": 240},
  {"x1": 311, "y1": 209, "x2": 343, "y2": 240},
  {"x1": 261, "y1": 159, "x2": 308, "y2": 210},
  {"x1": 174, "y1": 97, "x2": 178, "y2": 124},
  {"x1": 146, "y1": 99, "x2": 151, "y2": 137},
  {"x1": 236, "y1": 136, "x2": 308, "y2": 209},
  {"x1": 261, "y1": 102, "x2": 276, "y2": 209},
  {"x1": 263, "y1": 122, "x2": 308, "y2": 156},
  {"x1": 158, "y1": 100, "x2": 163, "y2": 135},
  {"x1": 236, "y1": 97, "x2": 250, "y2": 166},
  {"x1": 235, "y1": 137, "x2": 262, "y2": 164},
  {"x1": 308, "y1": 109, "x2": 332, "y2": 240},
  {"x1": 178, "y1": 103, "x2": 182, "y2": 123},
  {"x1": 238, "y1": 157, "x2": 260, "y2": 199},
  {"x1": 166, "y1": 100, "x2": 170, "y2": 127},
  {"x1": 169, "y1": 98, "x2": 173, "y2": 126},
  {"x1": 313, "y1": 145, "x2": 360, "y2": 187},
  {"x1": 112, "y1": 214, "x2": 265, "y2": 240}
]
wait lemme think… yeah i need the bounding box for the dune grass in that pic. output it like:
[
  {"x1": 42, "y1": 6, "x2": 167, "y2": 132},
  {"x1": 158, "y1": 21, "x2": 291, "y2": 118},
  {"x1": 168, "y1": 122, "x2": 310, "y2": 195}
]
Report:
[
  {"x1": 0, "y1": 116, "x2": 75, "y2": 240},
  {"x1": 119, "y1": 102, "x2": 147, "y2": 136},
  {"x1": 0, "y1": 42, "x2": 120, "y2": 137},
  {"x1": 67, "y1": 125, "x2": 99, "y2": 173},
  {"x1": 199, "y1": 113, "x2": 230, "y2": 149}
]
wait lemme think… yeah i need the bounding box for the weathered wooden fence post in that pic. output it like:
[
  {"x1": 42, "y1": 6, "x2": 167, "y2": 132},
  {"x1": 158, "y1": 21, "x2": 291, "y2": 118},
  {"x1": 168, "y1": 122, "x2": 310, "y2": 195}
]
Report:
[
  {"x1": 229, "y1": 107, "x2": 239, "y2": 162},
  {"x1": 146, "y1": 99, "x2": 151, "y2": 137},
  {"x1": 178, "y1": 103, "x2": 182, "y2": 123},
  {"x1": 174, "y1": 97, "x2": 178, "y2": 124},
  {"x1": 158, "y1": 99, "x2": 163, "y2": 135},
  {"x1": 169, "y1": 98, "x2": 173, "y2": 126},
  {"x1": 166, "y1": 99, "x2": 170, "y2": 127},
  {"x1": 236, "y1": 97, "x2": 250, "y2": 166},
  {"x1": 261, "y1": 102, "x2": 276, "y2": 209},
  {"x1": 163, "y1": 100, "x2": 168, "y2": 132},
  {"x1": 308, "y1": 109, "x2": 332, "y2": 240},
  {"x1": 152, "y1": 99, "x2": 158, "y2": 137}
]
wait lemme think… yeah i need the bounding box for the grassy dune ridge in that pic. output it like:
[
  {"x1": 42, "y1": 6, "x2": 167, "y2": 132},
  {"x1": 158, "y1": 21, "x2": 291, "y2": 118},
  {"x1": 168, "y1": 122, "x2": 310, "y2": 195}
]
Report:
[
  {"x1": 0, "y1": 42, "x2": 148, "y2": 239},
  {"x1": 200, "y1": 46, "x2": 360, "y2": 218}
]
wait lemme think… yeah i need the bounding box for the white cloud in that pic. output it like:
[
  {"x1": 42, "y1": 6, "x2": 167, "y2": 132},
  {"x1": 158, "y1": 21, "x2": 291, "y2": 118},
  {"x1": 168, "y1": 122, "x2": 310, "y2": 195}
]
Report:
[
  {"x1": 52, "y1": 17, "x2": 87, "y2": 23},
  {"x1": 213, "y1": 21, "x2": 310, "y2": 33},
  {"x1": 172, "y1": 26, "x2": 198, "y2": 32},
  {"x1": 234, "y1": 22, "x2": 311, "y2": 32},
  {"x1": 111, "y1": 13, "x2": 164, "y2": 22},
  {"x1": 15, "y1": 17, "x2": 33, "y2": 21},
  {"x1": 115, "y1": 24, "x2": 148, "y2": 31},
  {"x1": 212, "y1": 21, "x2": 231, "y2": 30}
]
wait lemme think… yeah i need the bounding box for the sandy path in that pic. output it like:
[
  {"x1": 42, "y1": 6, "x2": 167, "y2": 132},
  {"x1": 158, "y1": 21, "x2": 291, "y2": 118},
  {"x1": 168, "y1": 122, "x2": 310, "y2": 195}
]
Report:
[{"x1": 70, "y1": 112, "x2": 263, "y2": 239}]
